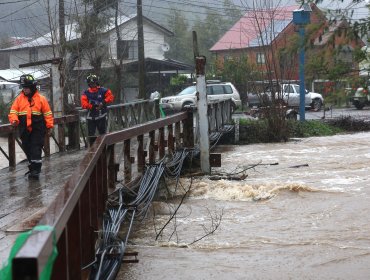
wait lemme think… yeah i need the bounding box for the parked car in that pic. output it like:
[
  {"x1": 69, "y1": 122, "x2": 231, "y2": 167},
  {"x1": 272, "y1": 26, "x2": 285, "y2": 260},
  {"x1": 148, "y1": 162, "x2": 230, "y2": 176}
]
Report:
[
  {"x1": 350, "y1": 86, "x2": 370, "y2": 109},
  {"x1": 247, "y1": 83, "x2": 324, "y2": 111},
  {"x1": 160, "y1": 81, "x2": 242, "y2": 113}
]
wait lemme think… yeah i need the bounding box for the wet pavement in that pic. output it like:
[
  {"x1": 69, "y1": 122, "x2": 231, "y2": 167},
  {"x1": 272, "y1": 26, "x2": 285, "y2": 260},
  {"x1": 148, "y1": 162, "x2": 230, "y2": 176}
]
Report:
[
  {"x1": 233, "y1": 106, "x2": 370, "y2": 122},
  {"x1": 0, "y1": 149, "x2": 86, "y2": 264}
]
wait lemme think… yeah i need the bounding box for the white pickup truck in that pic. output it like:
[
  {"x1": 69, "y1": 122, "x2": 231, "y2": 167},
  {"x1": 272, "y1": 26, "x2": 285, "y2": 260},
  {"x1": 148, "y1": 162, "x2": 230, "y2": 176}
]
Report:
[{"x1": 247, "y1": 83, "x2": 324, "y2": 111}]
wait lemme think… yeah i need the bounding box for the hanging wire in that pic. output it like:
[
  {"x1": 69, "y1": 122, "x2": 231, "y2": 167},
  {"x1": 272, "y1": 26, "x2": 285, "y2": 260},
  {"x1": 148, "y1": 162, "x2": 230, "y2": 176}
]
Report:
[{"x1": 89, "y1": 124, "x2": 232, "y2": 279}]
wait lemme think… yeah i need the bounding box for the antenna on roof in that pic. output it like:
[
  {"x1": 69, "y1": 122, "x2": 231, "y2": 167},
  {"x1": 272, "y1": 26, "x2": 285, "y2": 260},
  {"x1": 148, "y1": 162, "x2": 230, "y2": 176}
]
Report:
[{"x1": 161, "y1": 43, "x2": 170, "y2": 52}]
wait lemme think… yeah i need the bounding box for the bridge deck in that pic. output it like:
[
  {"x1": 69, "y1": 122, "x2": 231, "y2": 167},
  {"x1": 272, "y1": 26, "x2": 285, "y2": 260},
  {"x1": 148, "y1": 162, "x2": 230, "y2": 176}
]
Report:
[{"x1": 0, "y1": 149, "x2": 87, "y2": 264}]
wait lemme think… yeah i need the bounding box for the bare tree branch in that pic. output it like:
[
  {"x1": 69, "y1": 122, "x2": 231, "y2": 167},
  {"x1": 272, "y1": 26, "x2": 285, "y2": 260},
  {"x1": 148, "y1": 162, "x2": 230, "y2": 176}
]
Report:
[{"x1": 188, "y1": 208, "x2": 224, "y2": 246}]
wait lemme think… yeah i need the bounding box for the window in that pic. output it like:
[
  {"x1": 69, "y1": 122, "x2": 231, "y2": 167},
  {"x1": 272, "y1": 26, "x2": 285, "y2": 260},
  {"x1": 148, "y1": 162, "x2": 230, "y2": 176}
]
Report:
[
  {"x1": 256, "y1": 53, "x2": 265, "y2": 65},
  {"x1": 224, "y1": 54, "x2": 233, "y2": 62},
  {"x1": 224, "y1": 85, "x2": 233, "y2": 94},
  {"x1": 284, "y1": 85, "x2": 294, "y2": 93},
  {"x1": 211, "y1": 85, "x2": 225, "y2": 95},
  {"x1": 117, "y1": 40, "x2": 138, "y2": 60},
  {"x1": 29, "y1": 48, "x2": 38, "y2": 62}
]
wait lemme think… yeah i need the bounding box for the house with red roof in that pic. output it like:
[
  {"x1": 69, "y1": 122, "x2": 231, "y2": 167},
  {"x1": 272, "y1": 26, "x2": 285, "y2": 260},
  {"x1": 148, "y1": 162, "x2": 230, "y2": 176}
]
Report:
[{"x1": 210, "y1": 3, "x2": 364, "y2": 83}]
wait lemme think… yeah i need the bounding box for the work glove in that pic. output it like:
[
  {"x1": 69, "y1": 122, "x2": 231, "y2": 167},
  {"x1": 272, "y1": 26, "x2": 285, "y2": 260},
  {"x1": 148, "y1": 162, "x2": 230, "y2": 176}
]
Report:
[
  {"x1": 97, "y1": 103, "x2": 104, "y2": 110},
  {"x1": 47, "y1": 128, "x2": 53, "y2": 137},
  {"x1": 11, "y1": 120, "x2": 18, "y2": 127},
  {"x1": 90, "y1": 103, "x2": 97, "y2": 111}
]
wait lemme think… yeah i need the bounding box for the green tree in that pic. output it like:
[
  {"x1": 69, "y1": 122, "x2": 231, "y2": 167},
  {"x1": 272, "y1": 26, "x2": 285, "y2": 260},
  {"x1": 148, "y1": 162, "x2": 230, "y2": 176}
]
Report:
[
  {"x1": 166, "y1": 9, "x2": 193, "y2": 64},
  {"x1": 72, "y1": 0, "x2": 117, "y2": 73},
  {"x1": 166, "y1": 1, "x2": 243, "y2": 66}
]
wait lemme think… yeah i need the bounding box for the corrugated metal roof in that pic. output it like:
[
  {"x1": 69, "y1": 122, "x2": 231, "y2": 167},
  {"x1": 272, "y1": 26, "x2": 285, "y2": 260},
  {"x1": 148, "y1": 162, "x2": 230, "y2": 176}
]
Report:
[
  {"x1": 210, "y1": 5, "x2": 299, "y2": 51},
  {"x1": 1, "y1": 15, "x2": 135, "y2": 51},
  {"x1": 0, "y1": 68, "x2": 49, "y2": 82},
  {"x1": 1, "y1": 14, "x2": 172, "y2": 52},
  {"x1": 249, "y1": 19, "x2": 292, "y2": 46}
]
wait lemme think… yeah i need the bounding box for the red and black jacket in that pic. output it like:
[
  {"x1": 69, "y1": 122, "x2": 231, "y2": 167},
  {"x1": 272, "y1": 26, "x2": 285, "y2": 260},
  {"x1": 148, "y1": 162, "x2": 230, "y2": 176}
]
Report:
[{"x1": 81, "y1": 86, "x2": 114, "y2": 120}]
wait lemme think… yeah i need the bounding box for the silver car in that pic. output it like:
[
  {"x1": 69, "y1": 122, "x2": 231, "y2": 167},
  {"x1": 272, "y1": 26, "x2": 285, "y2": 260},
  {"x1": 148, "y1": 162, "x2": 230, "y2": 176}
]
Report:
[{"x1": 160, "y1": 82, "x2": 242, "y2": 113}]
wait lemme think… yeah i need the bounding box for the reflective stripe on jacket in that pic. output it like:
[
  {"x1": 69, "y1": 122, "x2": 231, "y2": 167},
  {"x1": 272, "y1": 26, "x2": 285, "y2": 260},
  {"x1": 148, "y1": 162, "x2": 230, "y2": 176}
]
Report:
[{"x1": 8, "y1": 90, "x2": 54, "y2": 133}]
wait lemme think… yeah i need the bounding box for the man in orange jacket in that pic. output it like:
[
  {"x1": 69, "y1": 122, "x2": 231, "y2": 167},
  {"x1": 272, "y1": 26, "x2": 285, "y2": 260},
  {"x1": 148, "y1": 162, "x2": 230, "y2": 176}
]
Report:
[
  {"x1": 8, "y1": 74, "x2": 54, "y2": 179},
  {"x1": 81, "y1": 74, "x2": 114, "y2": 146}
]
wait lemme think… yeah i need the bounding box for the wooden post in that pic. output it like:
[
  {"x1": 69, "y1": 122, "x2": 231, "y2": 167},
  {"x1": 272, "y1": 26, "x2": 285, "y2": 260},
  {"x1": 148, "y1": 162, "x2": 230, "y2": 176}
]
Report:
[
  {"x1": 158, "y1": 127, "x2": 165, "y2": 159},
  {"x1": 124, "y1": 139, "x2": 131, "y2": 183},
  {"x1": 149, "y1": 130, "x2": 155, "y2": 164},
  {"x1": 107, "y1": 144, "x2": 116, "y2": 189},
  {"x1": 183, "y1": 111, "x2": 194, "y2": 148},
  {"x1": 8, "y1": 131, "x2": 16, "y2": 168},
  {"x1": 137, "y1": 134, "x2": 145, "y2": 174},
  {"x1": 167, "y1": 124, "x2": 174, "y2": 154},
  {"x1": 175, "y1": 122, "x2": 181, "y2": 149}
]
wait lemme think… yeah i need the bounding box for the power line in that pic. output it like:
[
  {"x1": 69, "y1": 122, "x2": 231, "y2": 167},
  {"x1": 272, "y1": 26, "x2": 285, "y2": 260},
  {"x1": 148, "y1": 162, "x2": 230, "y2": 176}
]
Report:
[
  {"x1": 0, "y1": 0, "x2": 41, "y2": 20},
  {"x1": 0, "y1": 0, "x2": 32, "y2": 4}
]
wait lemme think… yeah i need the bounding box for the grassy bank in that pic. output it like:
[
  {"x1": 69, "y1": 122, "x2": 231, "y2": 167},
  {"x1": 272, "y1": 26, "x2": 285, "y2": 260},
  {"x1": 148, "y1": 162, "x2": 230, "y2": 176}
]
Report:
[{"x1": 238, "y1": 116, "x2": 370, "y2": 144}]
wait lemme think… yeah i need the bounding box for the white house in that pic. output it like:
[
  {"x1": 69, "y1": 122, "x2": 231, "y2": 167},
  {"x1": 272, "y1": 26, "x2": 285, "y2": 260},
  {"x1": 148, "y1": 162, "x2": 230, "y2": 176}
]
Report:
[
  {"x1": 0, "y1": 14, "x2": 193, "y2": 100},
  {"x1": 359, "y1": 46, "x2": 370, "y2": 77},
  {"x1": 1, "y1": 14, "x2": 178, "y2": 69}
]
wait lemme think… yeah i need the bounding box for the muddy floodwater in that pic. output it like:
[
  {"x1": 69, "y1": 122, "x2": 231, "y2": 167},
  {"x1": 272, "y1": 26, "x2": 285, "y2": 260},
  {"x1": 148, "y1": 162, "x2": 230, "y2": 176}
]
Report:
[{"x1": 118, "y1": 132, "x2": 370, "y2": 280}]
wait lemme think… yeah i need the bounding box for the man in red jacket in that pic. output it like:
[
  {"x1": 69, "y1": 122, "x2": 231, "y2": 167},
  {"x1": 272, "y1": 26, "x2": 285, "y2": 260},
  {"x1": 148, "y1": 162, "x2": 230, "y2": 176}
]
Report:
[
  {"x1": 81, "y1": 74, "x2": 114, "y2": 146},
  {"x1": 8, "y1": 74, "x2": 54, "y2": 179}
]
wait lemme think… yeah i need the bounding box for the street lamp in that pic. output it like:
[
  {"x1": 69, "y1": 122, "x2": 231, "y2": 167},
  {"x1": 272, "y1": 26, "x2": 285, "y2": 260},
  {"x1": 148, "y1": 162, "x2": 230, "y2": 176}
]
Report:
[{"x1": 293, "y1": 3, "x2": 312, "y2": 121}]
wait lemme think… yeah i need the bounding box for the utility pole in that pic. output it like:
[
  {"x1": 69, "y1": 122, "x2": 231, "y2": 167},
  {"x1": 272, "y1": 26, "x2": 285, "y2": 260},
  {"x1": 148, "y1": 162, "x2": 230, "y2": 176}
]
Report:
[
  {"x1": 137, "y1": 0, "x2": 146, "y2": 99},
  {"x1": 193, "y1": 31, "x2": 210, "y2": 174},
  {"x1": 57, "y1": 0, "x2": 68, "y2": 115},
  {"x1": 59, "y1": 0, "x2": 66, "y2": 114},
  {"x1": 293, "y1": 4, "x2": 311, "y2": 122}
]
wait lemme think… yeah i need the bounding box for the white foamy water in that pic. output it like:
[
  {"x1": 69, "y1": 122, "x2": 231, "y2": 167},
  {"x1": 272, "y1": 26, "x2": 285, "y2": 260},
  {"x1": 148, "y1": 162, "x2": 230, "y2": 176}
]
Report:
[{"x1": 119, "y1": 132, "x2": 370, "y2": 280}]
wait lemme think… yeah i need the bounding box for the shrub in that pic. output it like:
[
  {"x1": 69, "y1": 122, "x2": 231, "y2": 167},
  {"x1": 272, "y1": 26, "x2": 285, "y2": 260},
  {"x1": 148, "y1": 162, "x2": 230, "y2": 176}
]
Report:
[{"x1": 239, "y1": 119, "x2": 343, "y2": 144}]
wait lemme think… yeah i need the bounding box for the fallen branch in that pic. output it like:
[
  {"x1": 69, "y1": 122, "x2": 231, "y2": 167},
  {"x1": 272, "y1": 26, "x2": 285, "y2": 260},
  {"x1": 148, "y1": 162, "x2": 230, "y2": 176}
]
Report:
[
  {"x1": 188, "y1": 208, "x2": 224, "y2": 246},
  {"x1": 288, "y1": 164, "x2": 309, "y2": 168},
  {"x1": 209, "y1": 174, "x2": 248, "y2": 181},
  {"x1": 155, "y1": 177, "x2": 192, "y2": 241}
]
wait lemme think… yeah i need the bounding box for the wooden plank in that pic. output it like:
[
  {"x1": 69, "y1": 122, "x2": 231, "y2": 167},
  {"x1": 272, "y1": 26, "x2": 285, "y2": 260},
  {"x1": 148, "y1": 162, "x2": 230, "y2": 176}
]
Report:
[{"x1": 6, "y1": 207, "x2": 47, "y2": 232}]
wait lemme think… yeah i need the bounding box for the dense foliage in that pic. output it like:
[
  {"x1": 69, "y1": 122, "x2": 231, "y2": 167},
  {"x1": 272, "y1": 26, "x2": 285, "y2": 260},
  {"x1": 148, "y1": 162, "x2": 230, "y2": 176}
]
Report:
[{"x1": 238, "y1": 119, "x2": 344, "y2": 144}]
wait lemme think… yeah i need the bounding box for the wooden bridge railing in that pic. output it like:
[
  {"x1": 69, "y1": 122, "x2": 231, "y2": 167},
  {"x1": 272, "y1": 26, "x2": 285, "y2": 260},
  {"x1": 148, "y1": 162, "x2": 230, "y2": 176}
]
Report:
[
  {"x1": 11, "y1": 110, "x2": 193, "y2": 279},
  {"x1": 0, "y1": 99, "x2": 160, "y2": 168},
  {"x1": 0, "y1": 114, "x2": 80, "y2": 168},
  {"x1": 8, "y1": 99, "x2": 234, "y2": 279},
  {"x1": 208, "y1": 100, "x2": 233, "y2": 133}
]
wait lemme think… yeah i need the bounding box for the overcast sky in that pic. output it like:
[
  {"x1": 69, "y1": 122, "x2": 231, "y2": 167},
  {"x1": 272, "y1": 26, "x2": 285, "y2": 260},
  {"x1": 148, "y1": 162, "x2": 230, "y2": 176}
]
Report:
[{"x1": 0, "y1": 0, "x2": 368, "y2": 38}]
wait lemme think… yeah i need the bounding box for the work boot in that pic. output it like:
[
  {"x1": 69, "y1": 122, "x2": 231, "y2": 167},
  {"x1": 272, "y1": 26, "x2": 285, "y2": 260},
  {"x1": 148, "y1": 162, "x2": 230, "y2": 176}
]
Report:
[
  {"x1": 25, "y1": 163, "x2": 32, "y2": 176},
  {"x1": 28, "y1": 170, "x2": 40, "y2": 180},
  {"x1": 28, "y1": 161, "x2": 42, "y2": 179},
  {"x1": 89, "y1": 136, "x2": 97, "y2": 146}
]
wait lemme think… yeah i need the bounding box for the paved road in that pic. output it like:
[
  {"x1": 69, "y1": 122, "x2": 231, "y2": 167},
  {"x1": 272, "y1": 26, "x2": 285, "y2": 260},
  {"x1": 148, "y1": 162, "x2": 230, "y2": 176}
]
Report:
[
  {"x1": 234, "y1": 106, "x2": 370, "y2": 121},
  {"x1": 306, "y1": 106, "x2": 370, "y2": 120}
]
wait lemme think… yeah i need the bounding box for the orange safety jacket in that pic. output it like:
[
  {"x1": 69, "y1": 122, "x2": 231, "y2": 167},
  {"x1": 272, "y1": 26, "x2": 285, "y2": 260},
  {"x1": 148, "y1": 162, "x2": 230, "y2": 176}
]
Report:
[{"x1": 8, "y1": 90, "x2": 54, "y2": 132}]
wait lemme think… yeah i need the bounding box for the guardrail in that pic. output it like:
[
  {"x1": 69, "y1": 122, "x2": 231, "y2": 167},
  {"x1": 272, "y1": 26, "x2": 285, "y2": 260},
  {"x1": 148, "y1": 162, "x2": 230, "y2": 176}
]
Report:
[
  {"x1": 0, "y1": 114, "x2": 80, "y2": 168},
  {"x1": 11, "y1": 110, "x2": 193, "y2": 279},
  {"x1": 0, "y1": 100, "x2": 160, "y2": 168},
  {"x1": 208, "y1": 100, "x2": 233, "y2": 132},
  {"x1": 9, "y1": 99, "x2": 233, "y2": 279}
]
